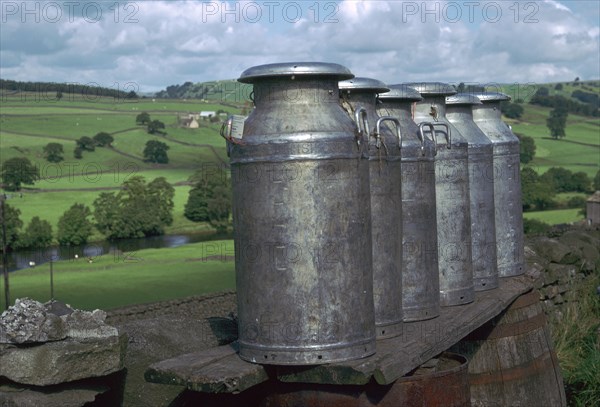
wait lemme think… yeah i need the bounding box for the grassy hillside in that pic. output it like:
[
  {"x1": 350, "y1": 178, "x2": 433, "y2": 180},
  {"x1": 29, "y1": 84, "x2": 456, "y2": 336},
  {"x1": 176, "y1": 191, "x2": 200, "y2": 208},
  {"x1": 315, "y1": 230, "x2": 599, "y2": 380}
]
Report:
[
  {"x1": 505, "y1": 104, "x2": 599, "y2": 178},
  {"x1": 1, "y1": 93, "x2": 237, "y2": 238}
]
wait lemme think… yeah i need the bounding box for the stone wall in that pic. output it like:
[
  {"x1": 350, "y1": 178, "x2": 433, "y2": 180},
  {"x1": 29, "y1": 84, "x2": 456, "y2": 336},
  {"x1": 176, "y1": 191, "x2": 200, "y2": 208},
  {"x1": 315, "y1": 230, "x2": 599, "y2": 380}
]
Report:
[{"x1": 525, "y1": 227, "x2": 600, "y2": 321}]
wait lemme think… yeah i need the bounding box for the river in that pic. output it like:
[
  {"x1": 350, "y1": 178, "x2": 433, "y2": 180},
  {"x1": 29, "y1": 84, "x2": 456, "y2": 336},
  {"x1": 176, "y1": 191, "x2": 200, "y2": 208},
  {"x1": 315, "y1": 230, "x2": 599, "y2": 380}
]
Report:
[{"x1": 4, "y1": 232, "x2": 232, "y2": 273}]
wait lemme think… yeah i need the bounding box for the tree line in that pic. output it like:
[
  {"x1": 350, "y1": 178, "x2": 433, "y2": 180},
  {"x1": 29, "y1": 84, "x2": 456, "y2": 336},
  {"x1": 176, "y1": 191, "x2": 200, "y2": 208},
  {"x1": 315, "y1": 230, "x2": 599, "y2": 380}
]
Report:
[
  {"x1": 0, "y1": 79, "x2": 137, "y2": 100},
  {"x1": 1, "y1": 176, "x2": 175, "y2": 252},
  {"x1": 530, "y1": 87, "x2": 599, "y2": 117}
]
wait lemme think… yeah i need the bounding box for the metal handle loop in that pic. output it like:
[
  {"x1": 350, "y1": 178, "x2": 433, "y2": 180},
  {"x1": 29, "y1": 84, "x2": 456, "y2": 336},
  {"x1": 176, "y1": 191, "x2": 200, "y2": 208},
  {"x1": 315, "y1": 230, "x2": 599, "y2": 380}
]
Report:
[
  {"x1": 432, "y1": 123, "x2": 451, "y2": 149},
  {"x1": 375, "y1": 117, "x2": 402, "y2": 149},
  {"x1": 354, "y1": 107, "x2": 370, "y2": 146},
  {"x1": 418, "y1": 122, "x2": 437, "y2": 156}
]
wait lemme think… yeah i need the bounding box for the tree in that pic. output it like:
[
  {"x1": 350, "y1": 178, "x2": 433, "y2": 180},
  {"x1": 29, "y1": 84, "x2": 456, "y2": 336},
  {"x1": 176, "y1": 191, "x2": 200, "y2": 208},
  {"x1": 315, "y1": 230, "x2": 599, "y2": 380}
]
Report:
[
  {"x1": 74, "y1": 147, "x2": 83, "y2": 159},
  {"x1": 143, "y1": 140, "x2": 170, "y2": 163},
  {"x1": 546, "y1": 105, "x2": 568, "y2": 139},
  {"x1": 93, "y1": 176, "x2": 175, "y2": 240},
  {"x1": 521, "y1": 167, "x2": 555, "y2": 211},
  {"x1": 92, "y1": 132, "x2": 114, "y2": 147},
  {"x1": 500, "y1": 101, "x2": 524, "y2": 119},
  {"x1": 540, "y1": 167, "x2": 572, "y2": 193},
  {"x1": 147, "y1": 120, "x2": 166, "y2": 135},
  {"x1": 570, "y1": 172, "x2": 591, "y2": 193},
  {"x1": 516, "y1": 133, "x2": 536, "y2": 164},
  {"x1": 593, "y1": 169, "x2": 600, "y2": 191},
  {"x1": 136, "y1": 112, "x2": 151, "y2": 125},
  {"x1": 1, "y1": 157, "x2": 40, "y2": 191},
  {"x1": 57, "y1": 203, "x2": 94, "y2": 246},
  {"x1": 56, "y1": 91, "x2": 63, "y2": 101},
  {"x1": 76, "y1": 136, "x2": 96, "y2": 151},
  {"x1": 184, "y1": 176, "x2": 232, "y2": 233},
  {"x1": 18, "y1": 216, "x2": 53, "y2": 249},
  {"x1": 43, "y1": 142, "x2": 64, "y2": 163},
  {"x1": 554, "y1": 83, "x2": 563, "y2": 91},
  {"x1": 0, "y1": 201, "x2": 23, "y2": 250}
]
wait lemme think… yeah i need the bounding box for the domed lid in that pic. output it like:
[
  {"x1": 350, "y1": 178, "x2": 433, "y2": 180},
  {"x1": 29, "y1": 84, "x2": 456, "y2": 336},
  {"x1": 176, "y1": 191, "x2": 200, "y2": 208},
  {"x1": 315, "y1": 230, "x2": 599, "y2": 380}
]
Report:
[
  {"x1": 238, "y1": 62, "x2": 354, "y2": 83},
  {"x1": 446, "y1": 93, "x2": 482, "y2": 105},
  {"x1": 339, "y1": 77, "x2": 389, "y2": 93},
  {"x1": 401, "y1": 82, "x2": 457, "y2": 96},
  {"x1": 472, "y1": 91, "x2": 511, "y2": 102},
  {"x1": 378, "y1": 84, "x2": 423, "y2": 101}
]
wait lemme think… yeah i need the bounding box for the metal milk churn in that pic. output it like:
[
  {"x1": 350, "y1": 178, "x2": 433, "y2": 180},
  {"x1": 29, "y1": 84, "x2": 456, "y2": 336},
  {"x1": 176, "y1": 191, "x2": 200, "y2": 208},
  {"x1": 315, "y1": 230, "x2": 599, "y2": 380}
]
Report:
[
  {"x1": 230, "y1": 62, "x2": 376, "y2": 365},
  {"x1": 472, "y1": 92, "x2": 525, "y2": 277},
  {"x1": 339, "y1": 77, "x2": 403, "y2": 338},
  {"x1": 445, "y1": 94, "x2": 499, "y2": 292},
  {"x1": 404, "y1": 82, "x2": 474, "y2": 307},
  {"x1": 377, "y1": 85, "x2": 440, "y2": 321}
]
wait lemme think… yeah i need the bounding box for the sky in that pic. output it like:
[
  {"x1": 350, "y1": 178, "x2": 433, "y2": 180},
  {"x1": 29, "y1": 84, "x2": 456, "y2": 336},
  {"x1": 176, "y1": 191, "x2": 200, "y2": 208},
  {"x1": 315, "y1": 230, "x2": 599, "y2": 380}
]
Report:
[{"x1": 1, "y1": 0, "x2": 599, "y2": 93}]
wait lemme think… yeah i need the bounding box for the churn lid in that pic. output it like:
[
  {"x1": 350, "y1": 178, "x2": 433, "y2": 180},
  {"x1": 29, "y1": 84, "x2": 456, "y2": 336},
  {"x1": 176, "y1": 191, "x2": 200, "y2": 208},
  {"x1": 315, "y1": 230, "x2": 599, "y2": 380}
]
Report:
[
  {"x1": 402, "y1": 82, "x2": 457, "y2": 96},
  {"x1": 378, "y1": 84, "x2": 423, "y2": 101},
  {"x1": 339, "y1": 77, "x2": 389, "y2": 93},
  {"x1": 238, "y1": 62, "x2": 354, "y2": 83},
  {"x1": 472, "y1": 92, "x2": 512, "y2": 102},
  {"x1": 446, "y1": 93, "x2": 483, "y2": 105}
]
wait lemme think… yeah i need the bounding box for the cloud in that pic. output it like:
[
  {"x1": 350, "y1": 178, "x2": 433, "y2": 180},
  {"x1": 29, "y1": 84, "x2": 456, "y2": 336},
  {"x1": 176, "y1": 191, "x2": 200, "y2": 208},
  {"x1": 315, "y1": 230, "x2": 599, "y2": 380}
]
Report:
[{"x1": 0, "y1": 0, "x2": 598, "y2": 92}]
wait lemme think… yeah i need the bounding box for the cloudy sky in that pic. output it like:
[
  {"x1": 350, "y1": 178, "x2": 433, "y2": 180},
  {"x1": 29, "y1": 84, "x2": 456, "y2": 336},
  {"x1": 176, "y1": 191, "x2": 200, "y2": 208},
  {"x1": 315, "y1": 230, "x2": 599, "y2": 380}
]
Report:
[{"x1": 1, "y1": 0, "x2": 599, "y2": 93}]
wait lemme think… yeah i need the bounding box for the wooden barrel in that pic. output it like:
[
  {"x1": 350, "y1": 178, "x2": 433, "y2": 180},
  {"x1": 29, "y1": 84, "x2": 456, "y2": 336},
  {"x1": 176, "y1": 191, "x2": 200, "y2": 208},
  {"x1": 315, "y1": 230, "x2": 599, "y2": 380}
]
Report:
[
  {"x1": 258, "y1": 352, "x2": 470, "y2": 407},
  {"x1": 451, "y1": 289, "x2": 566, "y2": 407}
]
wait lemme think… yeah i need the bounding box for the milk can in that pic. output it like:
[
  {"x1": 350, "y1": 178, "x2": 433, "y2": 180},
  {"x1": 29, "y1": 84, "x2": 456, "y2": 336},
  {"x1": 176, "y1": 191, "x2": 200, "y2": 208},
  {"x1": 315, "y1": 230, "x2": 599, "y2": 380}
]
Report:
[
  {"x1": 445, "y1": 94, "x2": 498, "y2": 292},
  {"x1": 403, "y1": 82, "x2": 474, "y2": 307},
  {"x1": 377, "y1": 85, "x2": 440, "y2": 321},
  {"x1": 231, "y1": 62, "x2": 375, "y2": 365},
  {"x1": 339, "y1": 77, "x2": 403, "y2": 338},
  {"x1": 472, "y1": 92, "x2": 524, "y2": 277}
]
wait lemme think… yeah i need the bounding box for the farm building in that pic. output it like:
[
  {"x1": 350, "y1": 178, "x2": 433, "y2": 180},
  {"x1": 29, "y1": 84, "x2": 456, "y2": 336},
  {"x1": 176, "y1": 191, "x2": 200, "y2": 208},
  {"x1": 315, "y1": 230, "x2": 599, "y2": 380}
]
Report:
[
  {"x1": 200, "y1": 111, "x2": 216, "y2": 120},
  {"x1": 586, "y1": 191, "x2": 600, "y2": 225},
  {"x1": 178, "y1": 113, "x2": 199, "y2": 128}
]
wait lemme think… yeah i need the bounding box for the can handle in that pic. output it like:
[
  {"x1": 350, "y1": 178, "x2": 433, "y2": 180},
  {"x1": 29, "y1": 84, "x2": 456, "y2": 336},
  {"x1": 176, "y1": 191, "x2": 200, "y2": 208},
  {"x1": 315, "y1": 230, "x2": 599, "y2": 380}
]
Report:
[
  {"x1": 375, "y1": 117, "x2": 402, "y2": 149},
  {"x1": 433, "y1": 122, "x2": 451, "y2": 149},
  {"x1": 418, "y1": 122, "x2": 437, "y2": 156},
  {"x1": 354, "y1": 107, "x2": 370, "y2": 147}
]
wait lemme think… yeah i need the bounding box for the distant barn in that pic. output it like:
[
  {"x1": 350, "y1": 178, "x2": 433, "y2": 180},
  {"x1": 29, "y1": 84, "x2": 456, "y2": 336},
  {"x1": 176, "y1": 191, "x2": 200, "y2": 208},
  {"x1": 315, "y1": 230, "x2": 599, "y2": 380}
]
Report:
[{"x1": 586, "y1": 191, "x2": 600, "y2": 226}]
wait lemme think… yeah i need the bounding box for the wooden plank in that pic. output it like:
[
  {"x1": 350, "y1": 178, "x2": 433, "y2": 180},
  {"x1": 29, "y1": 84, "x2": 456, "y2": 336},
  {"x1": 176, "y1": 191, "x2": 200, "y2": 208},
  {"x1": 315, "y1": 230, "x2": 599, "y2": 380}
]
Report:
[
  {"x1": 185, "y1": 352, "x2": 269, "y2": 393},
  {"x1": 145, "y1": 273, "x2": 536, "y2": 392},
  {"x1": 144, "y1": 342, "x2": 239, "y2": 387}
]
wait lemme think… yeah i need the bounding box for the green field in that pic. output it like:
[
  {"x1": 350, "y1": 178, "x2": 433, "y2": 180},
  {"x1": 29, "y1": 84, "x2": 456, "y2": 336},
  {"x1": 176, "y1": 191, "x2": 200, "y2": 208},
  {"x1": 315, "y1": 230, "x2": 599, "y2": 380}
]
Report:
[
  {"x1": 1, "y1": 94, "x2": 236, "y2": 239},
  {"x1": 0, "y1": 240, "x2": 236, "y2": 312},
  {"x1": 523, "y1": 208, "x2": 584, "y2": 224},
  {"x1": 506, "y1": 105, "x2": 599, "y2": 178}
]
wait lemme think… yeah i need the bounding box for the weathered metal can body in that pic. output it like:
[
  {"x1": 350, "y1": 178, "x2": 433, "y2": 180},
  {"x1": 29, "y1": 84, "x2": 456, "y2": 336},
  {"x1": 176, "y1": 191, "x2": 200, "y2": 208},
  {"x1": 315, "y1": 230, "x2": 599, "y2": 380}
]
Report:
[
  {"x1": 404, "y1": 82, "x2": 474, "y2": 307},
  {"x1": 446, "y1": 94, "x2": 498, "y2": 292},
  {"x1": 339, "y1": 78, "x2": 403, "y2": 338},
  {"x1": 377, "y1": 85, "x2": 439, "y2": 321},
  {"x1": 231, "y1": 63, "x2": 376, "y2": 365},
  {"x1": 472, "y1": 92, "x2": 524, "y2": 277}
]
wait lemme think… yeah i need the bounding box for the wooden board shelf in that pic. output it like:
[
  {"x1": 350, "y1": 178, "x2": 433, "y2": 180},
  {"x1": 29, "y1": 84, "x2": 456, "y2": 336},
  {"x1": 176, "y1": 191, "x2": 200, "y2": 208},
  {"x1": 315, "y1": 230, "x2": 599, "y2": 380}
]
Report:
[{"x1": 145, "y1": 271, "x2": 537, "y2": 394}]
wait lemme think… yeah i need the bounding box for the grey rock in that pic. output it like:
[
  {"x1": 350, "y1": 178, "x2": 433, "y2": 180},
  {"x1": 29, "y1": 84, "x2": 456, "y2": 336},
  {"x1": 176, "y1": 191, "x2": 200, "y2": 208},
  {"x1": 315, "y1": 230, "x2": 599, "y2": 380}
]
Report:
[
  {"x1": 0, "y1": 383, "x2": 106, "y2": 407},
  {"x1": 0, "y1": 298, "x2": 67, "y2": 344},
  {"x1": 64, "y1": 309, "x2": 118, "y2": 339},
  {"x1": 0, "y1": 334, "x2": 127, "y2": 386},
  {"x1": 546, "y1": 264, "x2": 577, "y2": 285},
  {"x1": 530, "y1": 238, "x2": 576, "y2": 264}
]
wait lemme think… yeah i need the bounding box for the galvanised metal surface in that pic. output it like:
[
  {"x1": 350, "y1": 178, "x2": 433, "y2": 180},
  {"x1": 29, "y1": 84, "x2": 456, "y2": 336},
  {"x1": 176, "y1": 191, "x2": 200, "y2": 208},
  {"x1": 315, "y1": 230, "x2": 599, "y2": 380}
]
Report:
[
  {"x1": 339, "y1": 77, "x2": 403, "y2": 339},
  {"x1": 377, "y1": 85, "x2": 440, "y2": 321},
  {"x1": 231, "y1": 63, "x2": 376, "y2": 365},
  {"x1": 403, "y1": 82, "x2": 474, "y2": 307},
  {"x1": 472, "y1": 92, "x2": 524, "y2": 277},
  {"x1": 446, "y1": 94, "x2": 498, "y2": 292}
]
